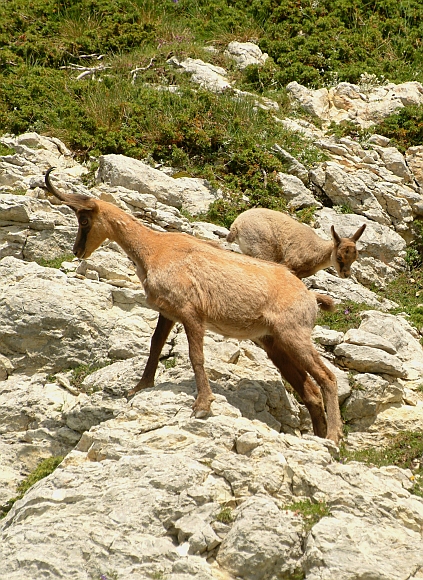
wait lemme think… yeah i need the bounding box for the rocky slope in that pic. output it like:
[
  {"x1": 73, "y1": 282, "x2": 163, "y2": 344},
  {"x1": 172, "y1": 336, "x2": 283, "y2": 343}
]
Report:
[{"x1": 1, "y1": 42, "x2": 423, "y2": 580}]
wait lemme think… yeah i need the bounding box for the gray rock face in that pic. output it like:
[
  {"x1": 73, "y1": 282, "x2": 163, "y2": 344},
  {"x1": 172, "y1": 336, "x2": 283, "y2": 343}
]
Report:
[
  {"x1": 305, "y1": 270, "x2": 397, "y2": 309},
  {"x1": 0, "y1": 256, "x2": 155, "y2": 373},
  {"x1": 360, "y1": 310, "x2": 423, "y2": 380},
  {"x1": 217, "y1": 496, "x2": 303, "y2": 579},
  {"x1": 344, "y1": 328, "x2": 397, "y2": 354},
  {"x1": 304, "y1": 511, "x2": 423, "y2": 580},
  {"x1": 276, "y1": 172, "x2": 322, "y2": 209},
  {"x1": 97, "y1": 154, "x2": 220, "y2": 215}
]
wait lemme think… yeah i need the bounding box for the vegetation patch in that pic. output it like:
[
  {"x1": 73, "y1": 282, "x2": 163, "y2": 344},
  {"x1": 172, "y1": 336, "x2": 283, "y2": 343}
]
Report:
[
  {"x1": 71, "y1": 361, "x2": 112, "y2": 390},
  {"x1": 162, "y1": 357, "x2": 176, "y2": 369},
  {"x1": 36, "y1": 253, "x2": 75, "y2": 269},
  {"x1": 0, "y1": 456, "x2": 63, "y2": 519},
  {"x1": 0, "y1": 143, "x2": 14, "y2": 156},
  {"x1": 215, "y1": 506, "x2": 234, "y2": 524},
  {"x1": 285, "y1": 499, "x2": 331, "y2": 533},
  {"x1": 91, "y1": 572, "x2": 119, "y2": 580},
  {"x1": 340, "y1": 431, "x2": 423, "y2": 497},
  {"x1": 376, "y1": 268, "x2": 423, "y2": 341},
  {"x1": 367, "y1": 105, "x2": 423, "y2": 153},
  {"x1": 348, "y1": 371, "x2": 364, "y2": 391},
  {"x1": 316, "y1": 300, "x2": 374, "y2": 333},
  {"x1": 295, "y1": 205, "x2": 318, "y2": 225}
]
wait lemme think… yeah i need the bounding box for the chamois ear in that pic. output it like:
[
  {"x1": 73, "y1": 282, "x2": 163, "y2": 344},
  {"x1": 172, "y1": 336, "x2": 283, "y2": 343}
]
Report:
[
  {"x1": 351, "y1": 223, "x2": 366, "y2": 242},
  {"x1": 331, "y1": 225, "x2": 341, "y2": 245},
  {"x1": 44, "y1": 167, "x2": 97, "y2": 212}
]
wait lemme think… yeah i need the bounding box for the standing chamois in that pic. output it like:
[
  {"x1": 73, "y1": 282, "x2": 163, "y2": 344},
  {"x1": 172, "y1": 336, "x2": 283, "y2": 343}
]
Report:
[
  {"x1": 227, "y1": 208, "x2": 366, "y2": 279},
  {"x1": 45, "y1": 168, "x2": 343, "y2": 443}
]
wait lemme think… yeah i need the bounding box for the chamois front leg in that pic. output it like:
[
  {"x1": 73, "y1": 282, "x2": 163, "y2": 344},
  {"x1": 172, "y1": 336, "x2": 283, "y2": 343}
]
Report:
[
  {"x1": 183, "y1": 317, "x2": 215, "y2": 418},
  {"x1": 127, "y1": 314, "x2": 175, "y2": 398}
]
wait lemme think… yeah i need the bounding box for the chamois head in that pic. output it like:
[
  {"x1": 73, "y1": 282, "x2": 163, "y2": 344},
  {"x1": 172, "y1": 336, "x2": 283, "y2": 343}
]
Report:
[
  {"x1": 330, "y1": 224, "x2": 366, "y2": 278},
  {"x1": 44, "y1": 167, "x2": 107, "y2": 259}
]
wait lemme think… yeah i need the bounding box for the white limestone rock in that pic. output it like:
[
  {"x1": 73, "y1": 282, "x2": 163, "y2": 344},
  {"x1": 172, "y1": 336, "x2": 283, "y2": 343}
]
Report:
[
  {"x1": 0, "y1": 256, "x2": 156, "y2": 374},
  {"x1": 287, "y1": 80, "x2": 423, "y2": 129},
  {"x1": 344, "y1": 328, "x2": 397, "y2": 354},
  {"x1": 312, "y1": 325, "x2": 344, "y2": 346},
  {"x1": 97, "y1": 154, "x2": 182, "y2": 207},
  {"x1": 334, "y1": 342, "x2": 407, "y2": 377},
  {"x1": 406, "y1": 145, "x2": 423, "y2": 190},
  {"x1": 169, "y1": 56, "x2": 231, "y2": 92},
  {"x1": 305, "y1": 270, "x2": 397, "y2": 310},
  {"x1": 342, "y1": 372, "x2": 404, "y2": 429},
  {"x1": 359, "y1": 310, "x2": 423, "y2": 380},
  {"x1": 97, "y1": 154, "x2": 219, "y2": 214},
  {"x1": 217, "y1": 496, "x2": 303, "y2": 578},
  {"x1": 304, "y1": 511, "x2": 423, "y2": 580},
  {"x1": 276, "y1": 172, "x2": 321, "y2": 209},
  {"x1": 225, "y1": 41, "x2": 268, "y2": 69}
]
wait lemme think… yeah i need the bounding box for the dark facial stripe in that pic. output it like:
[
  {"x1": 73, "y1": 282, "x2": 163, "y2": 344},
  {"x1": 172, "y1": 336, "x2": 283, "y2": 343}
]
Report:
[{"x1": 73, "y1": 224, "x2": 90, "y2": 256}]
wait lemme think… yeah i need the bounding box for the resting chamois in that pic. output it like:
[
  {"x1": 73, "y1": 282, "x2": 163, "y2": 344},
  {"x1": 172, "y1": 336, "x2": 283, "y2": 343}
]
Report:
[
  {"x1": 45, "y1": 168, "x2": 343, "y2": 443},
  {"x1": 227, "y1": 208, "x2": 366, "y2": 279}
]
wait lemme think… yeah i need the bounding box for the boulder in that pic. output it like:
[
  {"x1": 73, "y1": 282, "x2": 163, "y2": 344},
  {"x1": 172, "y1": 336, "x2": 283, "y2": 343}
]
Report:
[{"x1": 225, "y1": 41, "x2": 268, "y2": 69}]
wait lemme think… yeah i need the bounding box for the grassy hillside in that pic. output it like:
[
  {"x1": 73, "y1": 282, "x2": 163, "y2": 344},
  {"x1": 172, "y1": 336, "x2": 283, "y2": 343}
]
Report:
[{"x1": 1, "y1": 0, "x2": 423, "y2": 223}]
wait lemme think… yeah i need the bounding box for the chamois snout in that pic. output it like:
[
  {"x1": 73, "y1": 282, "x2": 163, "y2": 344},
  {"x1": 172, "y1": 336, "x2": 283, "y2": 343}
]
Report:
[
  {"x1": 73, "y1": 210, "x2": 108, "y2": 259},
  {"x1": 44, "y1": 168, "x2": 103, "y2": 259}
]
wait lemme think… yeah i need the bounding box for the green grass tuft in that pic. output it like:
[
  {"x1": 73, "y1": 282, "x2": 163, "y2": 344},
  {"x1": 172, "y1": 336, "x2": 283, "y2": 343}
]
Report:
[
  {"x1": 285, "y1": 499, "x2": 331, "y2": 533},
  {"x1": 215, "y1": 506, "x2": 234, "y2": 524}
]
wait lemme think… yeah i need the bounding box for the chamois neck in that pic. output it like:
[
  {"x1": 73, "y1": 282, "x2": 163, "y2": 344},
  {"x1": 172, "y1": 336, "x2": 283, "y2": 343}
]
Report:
[
  {"x1": 105, "y1": 208, "x2": 157, "y2": 268},
  {"x1": 316, "y1": 238, "x2": 336, "y2": 271}
]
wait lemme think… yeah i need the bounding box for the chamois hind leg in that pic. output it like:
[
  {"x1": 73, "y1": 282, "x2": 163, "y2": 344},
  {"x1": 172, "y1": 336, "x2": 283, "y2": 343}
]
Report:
[
  {"x1": 128, "y1": 314, "x2": 175, "y2": 397},
  {"x1": 307, "y1": 348, "x2": 343, "y2": 444},
  {"x1": 268, "y1": 331, "x2": 342, "y2": 444},
  {"x1": 259, "y1": 336, "x2": 327, "y2": 439},
  {"x1": 182, "y1": 316, "x2": 215, "y2": 418}
]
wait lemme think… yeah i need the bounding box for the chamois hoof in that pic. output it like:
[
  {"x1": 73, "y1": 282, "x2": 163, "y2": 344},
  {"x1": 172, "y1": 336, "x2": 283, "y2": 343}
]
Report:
[
  {"x1": 191, "y1": 399, "x2": 213, "y2": 419},
  {"x1": 126, "y1": 379, "x2": 155, "y2": 401},
  {"x1": 191, "y1": 408, "x2": 210, "y2": 419}
]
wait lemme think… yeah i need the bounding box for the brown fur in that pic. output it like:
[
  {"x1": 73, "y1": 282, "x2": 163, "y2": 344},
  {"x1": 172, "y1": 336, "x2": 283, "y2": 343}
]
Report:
[
  {"x1": 227, "y1": 208, "x2": 366, "y2": 279},
  {"x1": 45, "y1": 169, "x2": 343, "y2": 443}
]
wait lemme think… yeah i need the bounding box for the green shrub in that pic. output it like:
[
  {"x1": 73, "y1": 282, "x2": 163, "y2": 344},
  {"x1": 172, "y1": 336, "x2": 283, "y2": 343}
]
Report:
[
  {"x1": 370, "y1": 105, "x2": 423, "y2": 152},
  {"x1": 376, "y1": 268, "x2": 423, "y2": 340},
  {"x1": 0, "y1": 143, "x2": 14, "y2": 156}
]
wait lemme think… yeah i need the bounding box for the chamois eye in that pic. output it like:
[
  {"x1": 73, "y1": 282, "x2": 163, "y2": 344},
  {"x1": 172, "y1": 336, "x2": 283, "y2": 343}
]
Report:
[
  {"x1": 337, "y1": 257, "x2": 343, "y2": 263},
  {"x1": 80, "y1": 217, "x2": 89, "y2": 226}
]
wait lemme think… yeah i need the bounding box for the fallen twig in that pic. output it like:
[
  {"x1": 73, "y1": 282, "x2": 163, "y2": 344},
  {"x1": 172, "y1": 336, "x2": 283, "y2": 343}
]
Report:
[{"x1": 131, "y1": 57, "x2": 155, "y2": 83}]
